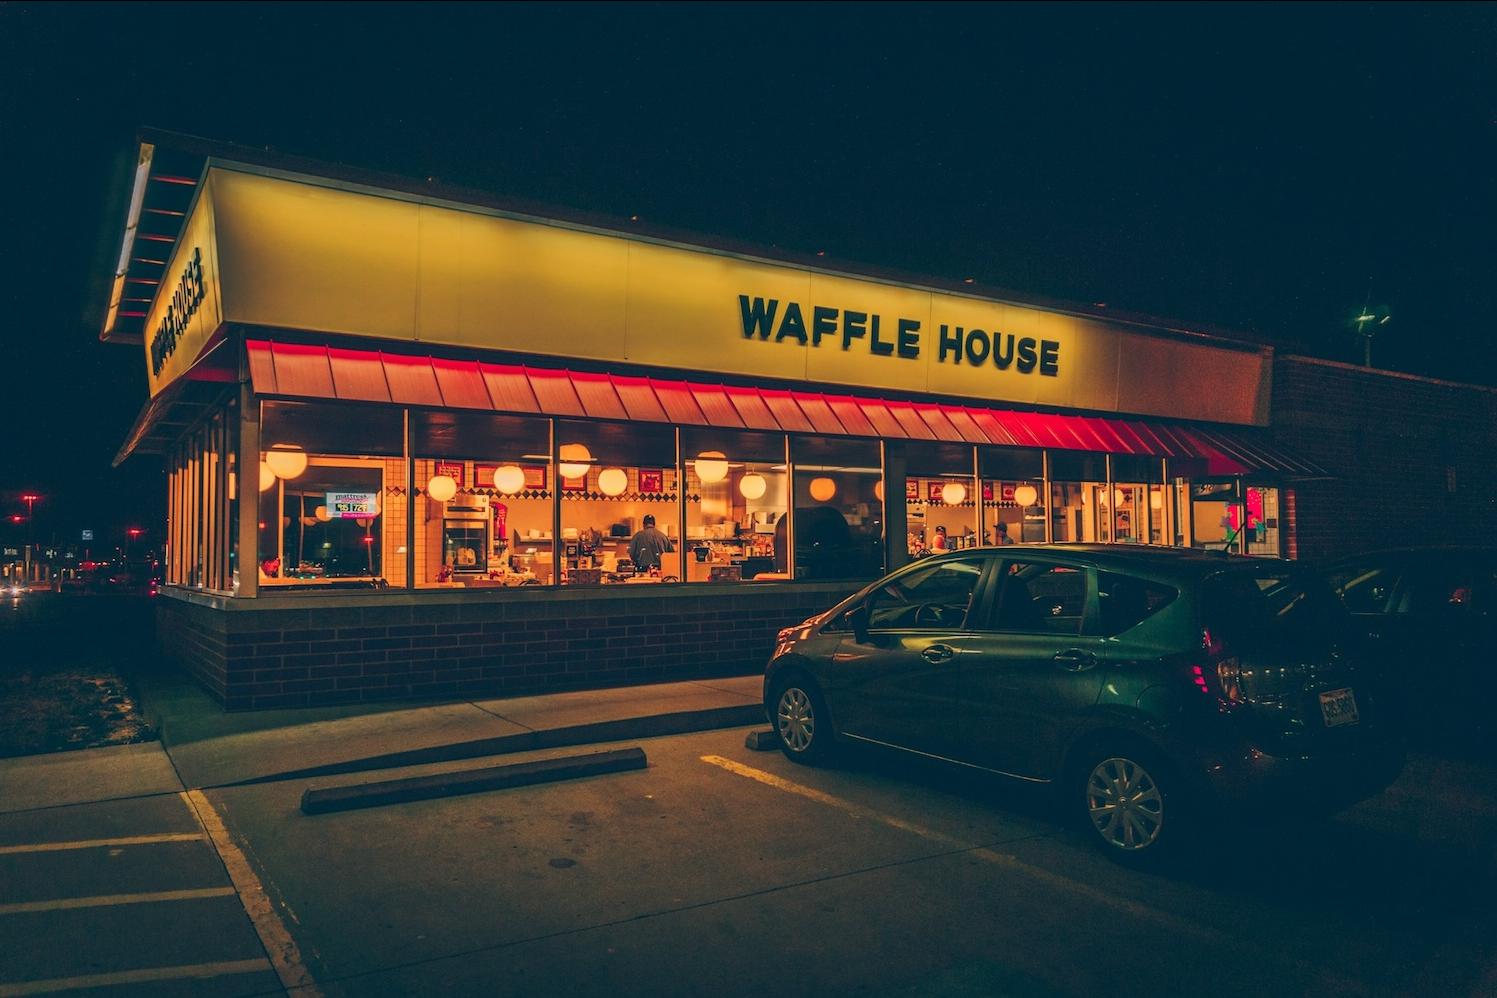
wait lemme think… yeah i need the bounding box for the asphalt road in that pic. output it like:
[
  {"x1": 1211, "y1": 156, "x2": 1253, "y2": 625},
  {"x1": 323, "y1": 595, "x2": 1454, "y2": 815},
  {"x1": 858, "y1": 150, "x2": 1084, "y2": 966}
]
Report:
[
  {"x1": 192, "y1": 729, "x2": 1496, "y2": 998},
  {"x1": 0, "y1": 792, "x2": 282, "y2": 996}
]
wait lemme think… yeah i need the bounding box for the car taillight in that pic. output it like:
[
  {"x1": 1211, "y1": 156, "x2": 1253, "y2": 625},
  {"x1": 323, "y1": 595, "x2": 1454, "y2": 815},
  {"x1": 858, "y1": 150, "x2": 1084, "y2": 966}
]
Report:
[{"x1": 1190, "y1": 629, "x2": 1245, "y2": 705}]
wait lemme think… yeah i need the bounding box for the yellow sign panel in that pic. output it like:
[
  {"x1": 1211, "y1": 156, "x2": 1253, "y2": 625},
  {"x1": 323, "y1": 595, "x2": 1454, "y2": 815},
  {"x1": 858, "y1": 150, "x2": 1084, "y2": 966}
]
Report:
[{"x1": 153, "y1": 166, "x2": 1270, "y2": 426}]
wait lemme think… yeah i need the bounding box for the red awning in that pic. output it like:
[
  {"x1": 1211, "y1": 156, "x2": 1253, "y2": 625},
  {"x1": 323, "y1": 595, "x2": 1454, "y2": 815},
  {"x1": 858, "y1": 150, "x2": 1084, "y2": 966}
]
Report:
[{"x1": 243, "y1": 339, "x2": 1324, "y2": 477}]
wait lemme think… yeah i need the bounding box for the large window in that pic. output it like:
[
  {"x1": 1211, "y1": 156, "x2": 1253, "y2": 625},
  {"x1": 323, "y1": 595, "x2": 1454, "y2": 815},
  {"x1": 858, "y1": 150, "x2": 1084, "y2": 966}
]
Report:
[
  {"x1": 1048, "y1": 452, "x2": 1107, "y2": 544},
  {"x1": 413, "y1": 411, "x2": 554, "y2": 588},
  {"x1": 258, "y1": 401, "x2": 407, "y2": 591},
  {"x1": 1110, "y1": 455, "x2": 1165, "y2": 545},
  {"x1": 791, "y1": 437, "x2": 884, "y2": 580},
  {"x1": 556, "y1": 420, "x2": 681, "y2": 585},
  {"x1": 896, "y1": 441, "x2": 978, "y2": 556},
  {"x1": 683, "y1": 428, "x2": 786, "y2": 582},
  {"x1": 166, "y1": 402, "x2": 235, "y2": 592},
  {"x1": 980, "y1": 447, "x2": 1044, "y2": 545}
]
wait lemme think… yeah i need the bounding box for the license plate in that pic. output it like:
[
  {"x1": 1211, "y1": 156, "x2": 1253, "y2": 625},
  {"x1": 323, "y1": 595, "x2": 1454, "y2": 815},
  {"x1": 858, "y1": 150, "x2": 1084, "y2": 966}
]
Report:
[{"x1": 1319, "y1": 687, "x2": 1360, "y2": 727}]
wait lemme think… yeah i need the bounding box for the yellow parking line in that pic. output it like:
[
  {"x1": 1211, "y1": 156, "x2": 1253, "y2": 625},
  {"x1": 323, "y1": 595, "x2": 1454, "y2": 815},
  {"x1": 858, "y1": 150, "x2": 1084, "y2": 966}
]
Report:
[
  {"x1": 0, "y1": 833, "x2": 204, "y2": 855},
  {"x1": 0, "y1": 887, "x2": 235, "y2": 916},
  {"x1": 182, "y1": 790, "x2": 322, "y2": 997},
  {"x1": 699, "y1": 754, "x2": 1220, "y2": 941},
  {"x1": 0, "y1": 957, "x2": 272, "y2": 997}
]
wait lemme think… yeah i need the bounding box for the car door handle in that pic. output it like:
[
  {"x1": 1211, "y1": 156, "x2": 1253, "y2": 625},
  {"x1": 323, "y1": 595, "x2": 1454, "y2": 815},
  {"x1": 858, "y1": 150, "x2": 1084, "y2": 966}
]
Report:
[
  {"x1": 1053, "y1": 649, "x2": 1098, "y2": 672},
  {"x1": 922, "y1": 644, "x2": 956, "y2": 664}
]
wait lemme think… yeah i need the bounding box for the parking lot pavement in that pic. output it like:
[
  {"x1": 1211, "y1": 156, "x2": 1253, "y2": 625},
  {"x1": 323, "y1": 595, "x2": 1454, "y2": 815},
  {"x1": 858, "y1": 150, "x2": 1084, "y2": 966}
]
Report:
[
  {"x1": 199, "y1": 729, "x2": 1497, "y2": 998},
  {"x1": 0, "y1": 746, "x2": 302, "y2": 997}
]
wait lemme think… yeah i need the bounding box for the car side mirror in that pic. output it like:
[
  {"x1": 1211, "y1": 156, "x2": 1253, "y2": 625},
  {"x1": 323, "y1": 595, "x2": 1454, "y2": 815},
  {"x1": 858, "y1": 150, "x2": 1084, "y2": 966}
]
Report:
[{"x1": 848, "y1": 603, "x2": 870, "y2": 642}]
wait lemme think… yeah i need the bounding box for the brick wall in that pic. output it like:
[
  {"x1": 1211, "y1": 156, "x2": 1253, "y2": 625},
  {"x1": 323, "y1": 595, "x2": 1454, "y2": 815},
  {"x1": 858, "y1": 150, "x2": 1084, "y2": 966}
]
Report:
[
  {"x1": 1271, "y1": 356, "x2": 1497, "y2": 560},
  {"x1": 157, "y1": 582, "x2": 856, "y2": 711}
]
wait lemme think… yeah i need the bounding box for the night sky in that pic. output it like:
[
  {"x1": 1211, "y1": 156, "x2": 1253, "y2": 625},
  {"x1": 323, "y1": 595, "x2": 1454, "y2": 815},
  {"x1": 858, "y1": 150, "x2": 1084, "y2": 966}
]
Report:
[{"x1": 1, "y1": 2, "x2": 1493, "y2": 546}]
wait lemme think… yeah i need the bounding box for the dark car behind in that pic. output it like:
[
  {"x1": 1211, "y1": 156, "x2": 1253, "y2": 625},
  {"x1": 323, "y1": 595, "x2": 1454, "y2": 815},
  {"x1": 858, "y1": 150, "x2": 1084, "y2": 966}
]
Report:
[
  {"x1": 764, "y1": 545, "x2": 1404, "y2": 862},
  {"x1": 1325, "y1": 546, "x2": 1497, "y2": 749}
]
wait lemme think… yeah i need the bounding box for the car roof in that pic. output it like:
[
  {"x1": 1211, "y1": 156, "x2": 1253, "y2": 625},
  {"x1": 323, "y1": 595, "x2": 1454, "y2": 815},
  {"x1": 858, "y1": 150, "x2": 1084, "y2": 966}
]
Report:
[
  {"x1": 1323, "y1": 545, "x2": 1497, "y2": 566},
  {"x1": 919, "y1": 544, "x2": 1287, "y2": 582}
]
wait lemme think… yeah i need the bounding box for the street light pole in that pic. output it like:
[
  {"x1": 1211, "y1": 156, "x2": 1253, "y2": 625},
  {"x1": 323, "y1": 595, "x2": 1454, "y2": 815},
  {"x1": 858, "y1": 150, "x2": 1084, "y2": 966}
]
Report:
[
  {"x1": 1353, "y1": 306, "x2": 1391, "y2": 369},
  {"x1": 19, "y1": 494, "x2": 38, "y2": 584}
]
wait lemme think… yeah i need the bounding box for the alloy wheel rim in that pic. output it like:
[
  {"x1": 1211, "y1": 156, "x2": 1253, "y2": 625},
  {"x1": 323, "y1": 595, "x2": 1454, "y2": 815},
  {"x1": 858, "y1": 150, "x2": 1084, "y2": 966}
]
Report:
[
  {"x1": 777, "y1": 687, "x2": 815, "y2": 752},
  {"x1": 1086, "y1": 757, "x2": 1164, "y2": 851}
]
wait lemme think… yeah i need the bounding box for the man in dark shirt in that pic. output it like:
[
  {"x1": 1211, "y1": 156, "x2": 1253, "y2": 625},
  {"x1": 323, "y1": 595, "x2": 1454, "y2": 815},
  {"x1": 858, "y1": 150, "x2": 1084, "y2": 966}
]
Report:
[{"x1": 628, "y1": 514, "x2": 674, "y2": 573}]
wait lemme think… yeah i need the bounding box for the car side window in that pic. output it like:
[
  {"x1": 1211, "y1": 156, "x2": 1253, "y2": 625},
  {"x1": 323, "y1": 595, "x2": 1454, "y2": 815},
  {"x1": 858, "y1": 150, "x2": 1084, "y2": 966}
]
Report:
[
  {"x1": 865, "y1": 557, "x2": 985, "y2": 631},
  {"x1": 1329, "y1": 563, "x2": 1401, "y2": 615},
  {"x1": 1397, "y1": 563, "x2": 1478, "y2": 615},
  {"x1": 992, "y1": 562, "x2": 1087, "y2": 635},
  {"x1": 1097, "y1": 572, "x2": 1178, "y2": 636}
]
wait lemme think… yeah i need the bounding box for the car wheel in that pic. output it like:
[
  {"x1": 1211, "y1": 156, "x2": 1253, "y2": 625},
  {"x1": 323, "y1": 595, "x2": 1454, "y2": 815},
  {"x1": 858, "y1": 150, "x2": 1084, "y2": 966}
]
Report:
[
  {"x1": 1079, "y1": 749, "x2": 1182, "y2": 863},
  {"x1": 772, "y1": 675, "x2": 833, "y2": 765}
]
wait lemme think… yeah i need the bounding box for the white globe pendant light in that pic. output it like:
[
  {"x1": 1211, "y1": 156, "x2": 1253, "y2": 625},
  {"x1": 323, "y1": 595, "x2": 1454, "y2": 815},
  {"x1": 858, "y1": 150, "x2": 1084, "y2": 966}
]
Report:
[
  {"x1": 873, "y1": 480, "x2": 884, "y2": 502},
  {"x1": 493, "y1": 465, "x2": 526, "y2": 495},
  {"x1": 941, "y1": 481, "x2": 968, "y2": 506},
  {"x1": 558, "y1": 443, "x2": 592, "y2": 480},
  {"x1": 739, "y1": 473, "x2": 767, "y2": 500},
  {"x1": 426, "y1": 474, "x2": 458, "y2": 503},
  {"x1": 258, "y1": 462, "x2": 276, "y2": 492},
  {"x1": 1013, "y1": 483, "x2": 1038, "y2": 507},
  {"x1": 809, "y1": 477, "x2": 836, "y2": 502},
  {"x1": 314, "y1": 505, "x2": 331, "y2": 522},
  {"x1": 598, "y1": 467, "x2": 629, "y2": 496},
  {"x1": 695, "y1": 451, "x2": 729, "y2": 484},
  {"x1": 264, "y1": 445, "x2": 308, "y2": 480}
]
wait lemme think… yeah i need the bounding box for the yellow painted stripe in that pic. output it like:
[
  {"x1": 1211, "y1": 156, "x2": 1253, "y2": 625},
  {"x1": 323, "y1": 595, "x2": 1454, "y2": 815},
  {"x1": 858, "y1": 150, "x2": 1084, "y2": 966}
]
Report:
[
  {"x1": 0, "y1": 833, "x2": 204, "y2": 855},
  {"x1": 182, "y1": 790, "x2": 322, "y2": 996},
  {"x1": 699, "y1": 754, "x2": 1219, "y2": 941},
  {"x1": 0, "y1": 957, "x2": 272, "y2": 997},
  {"x1": 0, "y1": 887, "x2": 234, "y2": 916}
]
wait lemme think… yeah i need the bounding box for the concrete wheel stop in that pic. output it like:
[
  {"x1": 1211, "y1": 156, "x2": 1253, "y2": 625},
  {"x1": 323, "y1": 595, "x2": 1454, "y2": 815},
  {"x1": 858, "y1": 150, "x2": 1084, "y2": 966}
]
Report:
[
  {"x1": 744, "y1": 729, "x2": 778, "y2": 751},
  {"x1": 300, "y1": 746, "x2": 647, "y2": 815}
]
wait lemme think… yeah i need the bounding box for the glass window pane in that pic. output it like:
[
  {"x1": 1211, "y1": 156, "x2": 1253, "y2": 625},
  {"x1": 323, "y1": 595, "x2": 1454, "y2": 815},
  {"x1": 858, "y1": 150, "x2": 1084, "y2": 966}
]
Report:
[
  {"x1": 260, "y1": 401, "x2": 407, "y2": 592},
  {"x1": 1243, "y1": 486, "x2": 1281, "y2": 557},
  {"x1": 980, "y1": 447, "x2": 1044, "y2": 546},
  {"x1": 994, "y1": 562, "x2": 1087, "y2": 635},
  {"x1": 791, "y1": 437, "x2": 883, "y2": 581},
  {"x1": 683, "y1": 429, "x2": 785, "y2": 583},
  {"x1": 866, "y1": 556, "x2": 984, "y2": 630},
  {"x1": 414, "y1": 411, "x2": 553, "y2": 588},
  {"x1": 1049, "y1": 482, "x2": 1110, "y2": 543},
  {"x1": 898, "y1": 441, "x2": 977, "y2": 557},
  {"x1": 557, "y1": 420, "x2": 680, "y2": 585},
  {"x1": 1097, "y1": 572, "x2": 1178, "y2": 635},
  {"x1": 1190, "y1": 481, "x2": 1237, "y2": 551}
]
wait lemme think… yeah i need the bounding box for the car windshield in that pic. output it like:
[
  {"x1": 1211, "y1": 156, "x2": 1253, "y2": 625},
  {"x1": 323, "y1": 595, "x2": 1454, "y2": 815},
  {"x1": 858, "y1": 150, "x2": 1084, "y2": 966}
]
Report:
[{"x1": 1200, "y1": 566, "x2": 1345, "y2": 647}]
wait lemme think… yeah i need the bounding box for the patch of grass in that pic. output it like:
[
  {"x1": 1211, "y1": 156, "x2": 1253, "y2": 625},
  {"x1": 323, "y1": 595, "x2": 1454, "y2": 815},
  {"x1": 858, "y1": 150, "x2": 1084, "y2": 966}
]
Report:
[{"x1": 0, "y1": 670, "x2": 156, "y2": 758}]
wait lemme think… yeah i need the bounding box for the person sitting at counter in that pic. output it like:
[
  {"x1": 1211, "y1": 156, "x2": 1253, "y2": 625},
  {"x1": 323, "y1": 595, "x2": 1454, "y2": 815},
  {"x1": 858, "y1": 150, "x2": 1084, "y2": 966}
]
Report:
[{"x1": 628, "y1": 514, "x2": 674, "y2": 572}]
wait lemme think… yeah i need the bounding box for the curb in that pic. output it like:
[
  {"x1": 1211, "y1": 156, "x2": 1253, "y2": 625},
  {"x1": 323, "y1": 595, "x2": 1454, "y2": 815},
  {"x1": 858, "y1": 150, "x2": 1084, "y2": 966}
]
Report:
[
  {"x1": 300, "y1": 747, "x2": 649, "y2": 815},
  {"x1": 219, "y1": 703, "x2": 763, "y2": 789}
]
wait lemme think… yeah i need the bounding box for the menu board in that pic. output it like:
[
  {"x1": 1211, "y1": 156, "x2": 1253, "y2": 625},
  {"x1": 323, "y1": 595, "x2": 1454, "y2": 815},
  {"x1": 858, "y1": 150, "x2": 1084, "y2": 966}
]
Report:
[{"x1": 327, "y1": 492, "x2": 379, "y2": 519}]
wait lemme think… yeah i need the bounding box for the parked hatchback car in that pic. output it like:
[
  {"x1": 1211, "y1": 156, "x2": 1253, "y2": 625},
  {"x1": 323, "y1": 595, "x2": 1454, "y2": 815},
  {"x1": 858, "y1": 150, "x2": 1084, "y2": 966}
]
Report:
[
  {"x1": 1324, "y1": 546, "x2": 1496, "y2": 747},
  {"x1": 764, "y1": 545, "x2": 1404, "y2": 861}
]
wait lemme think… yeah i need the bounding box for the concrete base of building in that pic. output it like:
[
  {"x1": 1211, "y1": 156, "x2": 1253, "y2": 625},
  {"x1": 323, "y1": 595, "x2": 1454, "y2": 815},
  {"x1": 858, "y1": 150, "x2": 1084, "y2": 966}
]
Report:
[{"x1": 156, "y1": 582, "x2": 856, "y2": 711}]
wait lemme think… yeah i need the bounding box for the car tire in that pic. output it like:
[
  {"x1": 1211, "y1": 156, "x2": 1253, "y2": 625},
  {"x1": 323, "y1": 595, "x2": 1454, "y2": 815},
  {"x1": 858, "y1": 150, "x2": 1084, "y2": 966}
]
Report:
[
  {"x1": 770, "y1": 674, "x2": 834, "y2": 765},
  {"x1": 1074, "y1": 744, "x2": 1188, "y2": 865}
]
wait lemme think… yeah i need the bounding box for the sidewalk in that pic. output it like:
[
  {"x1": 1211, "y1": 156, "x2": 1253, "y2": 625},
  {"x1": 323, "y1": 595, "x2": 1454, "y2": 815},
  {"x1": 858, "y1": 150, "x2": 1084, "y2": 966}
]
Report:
[{"x1": 138, "y1": 669, "x2": 768, "y2": 790}]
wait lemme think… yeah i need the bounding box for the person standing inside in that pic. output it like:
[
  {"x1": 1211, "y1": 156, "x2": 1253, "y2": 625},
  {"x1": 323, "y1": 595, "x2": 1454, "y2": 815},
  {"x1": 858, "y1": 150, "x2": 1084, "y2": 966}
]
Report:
[
  {"x1": 628, "y1": 514, "x2": 674, "y2": 574},
  {"x1": 991, "y1": 521, "x2": 1016, "y2": 545}
]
